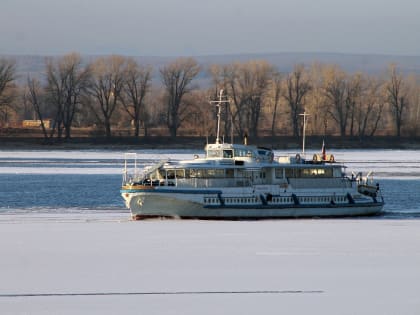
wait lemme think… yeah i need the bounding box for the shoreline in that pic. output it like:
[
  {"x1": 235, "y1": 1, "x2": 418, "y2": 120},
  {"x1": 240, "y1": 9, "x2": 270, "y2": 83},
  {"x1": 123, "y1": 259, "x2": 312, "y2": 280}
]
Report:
[{"x1": 2, "y1": 135, "x2": 420, "y2": 150}]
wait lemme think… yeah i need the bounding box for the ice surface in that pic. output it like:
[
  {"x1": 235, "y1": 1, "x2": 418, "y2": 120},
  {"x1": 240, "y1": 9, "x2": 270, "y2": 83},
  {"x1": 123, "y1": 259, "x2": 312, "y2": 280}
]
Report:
[
  {"x1": 2, "y1": 148, "x2": 420, "y2": 177},
  {"x1": 0, "y1": 149, "x2": 198, "y2": 174},
  {"x1": 0, "y1": 215, "x2": 419, "y2": 314},
  {"x1": 1, "y1": 149, "x2": 420, "y2": 313}
]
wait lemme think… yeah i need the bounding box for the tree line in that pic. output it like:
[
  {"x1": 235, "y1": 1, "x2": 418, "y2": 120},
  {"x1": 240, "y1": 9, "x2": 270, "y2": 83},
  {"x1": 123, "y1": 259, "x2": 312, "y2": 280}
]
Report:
[{"x1": 0, "y1": 53, "x2": 419, "y2": 141}]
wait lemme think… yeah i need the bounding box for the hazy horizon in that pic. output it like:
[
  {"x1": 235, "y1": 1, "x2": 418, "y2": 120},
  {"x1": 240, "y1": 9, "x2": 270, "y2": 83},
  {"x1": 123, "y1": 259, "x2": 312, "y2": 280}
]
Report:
[
  {"x1": 2, "y1": 51, "x2": 420, "y2": 59},
  {"x1": 1, "y1": 0, "x2": 420, "y2": 57}
]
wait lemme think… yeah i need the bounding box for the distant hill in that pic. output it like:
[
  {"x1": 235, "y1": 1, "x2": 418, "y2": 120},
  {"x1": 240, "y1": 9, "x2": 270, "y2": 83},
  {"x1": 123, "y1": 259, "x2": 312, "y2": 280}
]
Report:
[{"x1": 3, "y1": 52, "x2": 420, "y2": 86}]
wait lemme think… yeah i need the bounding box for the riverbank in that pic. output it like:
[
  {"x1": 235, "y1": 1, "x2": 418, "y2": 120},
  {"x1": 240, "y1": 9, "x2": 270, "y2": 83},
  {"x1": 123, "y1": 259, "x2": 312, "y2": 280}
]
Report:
[
  {"x1": 2, "y1": 135, "x2": 420, "y2": 150},
  {"x1": 1, "y1": 215, "x2": 419, "y2": 314}
]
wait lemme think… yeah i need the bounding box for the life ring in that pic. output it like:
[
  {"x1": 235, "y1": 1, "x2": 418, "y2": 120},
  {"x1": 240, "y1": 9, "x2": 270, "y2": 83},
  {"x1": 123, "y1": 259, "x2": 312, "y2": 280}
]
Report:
[
  {"x1": 329, "y1": 154, "x2": 335, "y2": 163},
  {"x1": 313, "y1": 154, "x2": 320, "y2": 162}
]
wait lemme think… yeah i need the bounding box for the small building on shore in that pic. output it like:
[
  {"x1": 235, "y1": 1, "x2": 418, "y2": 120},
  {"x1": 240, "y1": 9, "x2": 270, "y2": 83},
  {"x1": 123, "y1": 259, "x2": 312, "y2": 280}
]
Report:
[{"x1": 22, "y1": 119, "x2": 52, "y2": 129}]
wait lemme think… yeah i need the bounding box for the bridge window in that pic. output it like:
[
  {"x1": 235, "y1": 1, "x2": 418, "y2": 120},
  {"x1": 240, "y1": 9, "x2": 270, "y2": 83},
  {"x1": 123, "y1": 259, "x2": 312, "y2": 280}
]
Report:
[
  {"x1": 223, "y1": 150, "x2": 233, "y2": 158},
  {"x1": 208, "y1": 150, "x2": 221, "y2": 158}
]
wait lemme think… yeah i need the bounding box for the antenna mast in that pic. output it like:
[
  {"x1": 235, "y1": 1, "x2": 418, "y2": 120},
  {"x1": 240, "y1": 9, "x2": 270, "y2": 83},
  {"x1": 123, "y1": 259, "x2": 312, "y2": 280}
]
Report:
[
  {"x1": 210, "y1": 89, "x2": 229, "y2": 144},
  {"x1": 299, "y1": 111, "x2": 309, "y2": 156}
]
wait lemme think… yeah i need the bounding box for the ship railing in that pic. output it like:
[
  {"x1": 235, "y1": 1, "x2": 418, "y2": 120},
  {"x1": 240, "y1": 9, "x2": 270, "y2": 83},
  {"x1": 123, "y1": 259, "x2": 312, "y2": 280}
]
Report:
[
  {"x1": 122, "y1": 153, "x2": 168, "y2": 185},
  {"x1": 122, "y1": 153, "x2": 138, "y2": 185}
]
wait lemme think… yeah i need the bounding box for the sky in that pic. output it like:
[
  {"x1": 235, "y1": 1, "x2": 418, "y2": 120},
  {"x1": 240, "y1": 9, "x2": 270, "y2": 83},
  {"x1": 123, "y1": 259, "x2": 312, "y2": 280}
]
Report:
[{"x1": 1, "y1": 0, "x2": 420, "y2": 57}]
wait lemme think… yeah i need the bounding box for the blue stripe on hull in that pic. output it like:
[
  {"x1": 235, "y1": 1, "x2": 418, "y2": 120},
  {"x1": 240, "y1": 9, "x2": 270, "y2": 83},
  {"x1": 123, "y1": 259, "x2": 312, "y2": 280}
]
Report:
[
  {"x1": 203, "y1": 202, "x2": 384, "y2": 210},
  {"x1": 121, "y1": 189, "x2": 223, "y2": 194}
]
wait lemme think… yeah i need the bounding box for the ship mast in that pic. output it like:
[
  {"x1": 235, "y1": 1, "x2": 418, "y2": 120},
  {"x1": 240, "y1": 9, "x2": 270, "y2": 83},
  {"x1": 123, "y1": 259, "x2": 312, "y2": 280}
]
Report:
[
  {"x1": 210, "y1": 90, "x2": 229, "y2": 144},
  {"x1": 299, "y1": 111, "x2": 309, "y2": 156}
]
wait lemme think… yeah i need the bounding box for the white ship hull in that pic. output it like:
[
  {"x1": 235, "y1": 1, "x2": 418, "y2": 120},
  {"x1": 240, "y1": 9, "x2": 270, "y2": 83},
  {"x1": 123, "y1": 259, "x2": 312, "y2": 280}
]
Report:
[{"x1": 122, "y1": 188, "x2": 384, "y2": 220}]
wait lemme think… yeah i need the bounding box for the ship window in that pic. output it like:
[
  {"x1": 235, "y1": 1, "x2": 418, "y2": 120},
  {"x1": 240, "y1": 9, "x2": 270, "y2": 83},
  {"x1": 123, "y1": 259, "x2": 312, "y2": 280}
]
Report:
[
  {"x1": 275, "y1": 168, "x2": 284, "y2": 178},
  {"x1": 190, "y1": 169, "x2": 203, "y2": 178},
  {"x1": 223, "y1": 150, "x2": 233, "y2": 158},
  {"x1": 234, "y1": 149, "x2": 246, "y2": 157},
  {"x1": 285, "y1": 168, "x2": 294, "y2": 178},
  {"x1": 226, "y1": 169, "x2": 234, "y2": 178},
  {"x1": 208, "y1": 150, "x2": 221, "y2": 158},
  {"x1": 300, "y1": 168, "x2": 333, "y2": 178},
  {"x1": 206, "y1": 169, "x2": 224, "y2": 178},
  {"x1": 175, "y1": 169, "x2": 185, "y2": 178}
]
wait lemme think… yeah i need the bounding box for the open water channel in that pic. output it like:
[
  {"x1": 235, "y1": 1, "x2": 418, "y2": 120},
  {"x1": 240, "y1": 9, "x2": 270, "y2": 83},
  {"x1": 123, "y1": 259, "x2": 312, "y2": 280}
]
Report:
[{"x1": 1, "y1": 149, "x2": 420, "y2": 219}]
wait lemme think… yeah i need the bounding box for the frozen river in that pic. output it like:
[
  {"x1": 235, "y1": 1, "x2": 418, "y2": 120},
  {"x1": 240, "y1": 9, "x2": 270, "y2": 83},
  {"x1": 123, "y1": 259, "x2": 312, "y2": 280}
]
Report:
[{"x1": 1, "y1": 149, "x2": 420, "y2": 314}]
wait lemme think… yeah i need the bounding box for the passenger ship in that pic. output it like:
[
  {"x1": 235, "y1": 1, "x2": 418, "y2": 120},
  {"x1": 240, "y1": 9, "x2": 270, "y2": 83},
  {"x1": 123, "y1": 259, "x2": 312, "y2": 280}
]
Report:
[{"x1": 120, "y1": 93, "x2": 384, "y2": 220}]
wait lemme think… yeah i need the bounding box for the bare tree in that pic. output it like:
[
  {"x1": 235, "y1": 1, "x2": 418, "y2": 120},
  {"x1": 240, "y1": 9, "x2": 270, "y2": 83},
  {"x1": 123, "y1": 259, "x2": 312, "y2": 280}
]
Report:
[
  {"x1": 0, "y1": 59, "x2": 16, "y2": 126},
  {"x1": 269, "y1": 71, "x2": 282, "y2": 136},
  {"x1": 406, "y1": 75, "x2": 420, "y2": 135},
  {"x1": 346, "y1": 73, "x2": 363, "y2": 136},
  {"x1": 242, "y1": 61, "x2": 273, "y2": 138},
  {"x1": 305, "y1": 63, "x2": 329, "y2": 136},
  {"x1": 0, "y1": 59, "x2": 15, "y2": 104},
  {"x1": 160, "y1": 57, "x2": 200, "y2": 137},
  {"x1": 44, "y1": 58, "x2": 65, "y2": 138},
  {"x1": 25, "y1": 77, "x2": 49, "y2": 140},
  {"x1": 121, "y1": 59, "x2": 152, "y2": 137},
  {"x1": 44, "y1": 53, "x2": 91, "y2": 139},
  {"x1": 355, "y1": 76, "x2": 384, "y2": 137},
  {"x1": 89, "y1": 55, "x2": 126, "y2": 138},
  {"x1": 214, "y1": 61, "x2": 273, "y2": 138},
  {"x1": 323, "y1": 66, "x2": 349, "y2": 136},
  {"x1": 386, "y1": 64, "x2": 408, "y2": 137},
  {"x1": 283, "y1": 64, "x2": 311, "y2": 137}
]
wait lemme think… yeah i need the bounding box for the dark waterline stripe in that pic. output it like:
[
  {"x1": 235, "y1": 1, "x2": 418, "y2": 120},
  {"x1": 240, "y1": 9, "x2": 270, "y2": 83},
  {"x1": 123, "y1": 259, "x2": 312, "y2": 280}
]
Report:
[{"x1": 0, "y1": 290, "x2": 324, "y2": 298}]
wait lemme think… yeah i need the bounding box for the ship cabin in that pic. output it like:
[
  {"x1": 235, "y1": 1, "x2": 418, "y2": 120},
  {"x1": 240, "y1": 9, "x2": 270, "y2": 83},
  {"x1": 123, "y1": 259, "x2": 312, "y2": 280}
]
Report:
[
  {"x1": 131, "y1": 143, "x2": 350, "y2": 189},
  {"x1": 204, "y1": 143, "x2": 274, "y2": 164}
]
